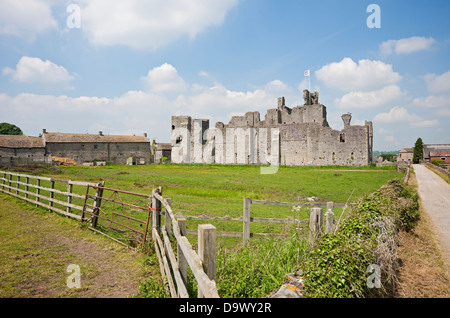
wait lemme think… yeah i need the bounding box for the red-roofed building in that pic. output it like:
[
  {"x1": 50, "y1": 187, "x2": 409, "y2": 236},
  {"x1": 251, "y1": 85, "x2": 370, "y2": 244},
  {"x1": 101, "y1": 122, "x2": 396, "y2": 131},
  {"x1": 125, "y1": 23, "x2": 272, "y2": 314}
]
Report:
[{"x1": 430, "y1": 151, "x2": 450, "y2": 164}]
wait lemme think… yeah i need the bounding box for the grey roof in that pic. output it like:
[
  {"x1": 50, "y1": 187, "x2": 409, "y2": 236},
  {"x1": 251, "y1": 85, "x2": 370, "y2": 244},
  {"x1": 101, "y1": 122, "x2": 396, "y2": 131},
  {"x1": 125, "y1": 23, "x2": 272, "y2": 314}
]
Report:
[
  {"x1": 0, "y1": 135, "x2": 45, "y2": 148},
  {"x1": 42, "y1": 132, "x2": 150, "y2": 143}
]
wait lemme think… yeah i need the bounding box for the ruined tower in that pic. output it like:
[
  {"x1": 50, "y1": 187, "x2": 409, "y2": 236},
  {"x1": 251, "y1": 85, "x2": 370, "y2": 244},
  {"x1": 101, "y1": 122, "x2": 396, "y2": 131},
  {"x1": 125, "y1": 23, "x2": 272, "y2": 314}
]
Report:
[{"x1": 171, "y1": 89, "x2": 373, "y2": 166}]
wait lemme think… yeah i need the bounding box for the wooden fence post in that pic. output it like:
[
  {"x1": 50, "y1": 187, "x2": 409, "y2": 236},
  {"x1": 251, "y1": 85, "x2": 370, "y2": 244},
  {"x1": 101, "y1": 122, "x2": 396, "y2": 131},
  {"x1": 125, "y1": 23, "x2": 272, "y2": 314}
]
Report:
[
  {"x1": 49, "y1": 180, "x2": 55, "y2": 210},
  {"x1": 243, "y1": 197, "x2": 251, "y2": 245},
  {"x1": 36, "y1": 178, "x2": 40, "y2": 205},
  {"x1": 325, "y1": 202, "x2": 334, "y2": 234},
  {"x1": 91, "y1": 182, "x2": 104, "y2": 228},
  {"x1": 16, "y1": 175, "x2": 20, "y2": 195},
  {"x1": 152, "y1": 187, "x2": 162, "y2": 234},
  {"x1": 309, "y1": 207, "x2": 323, "y2": 245},
  {"x1": 177, "y1": 218, "x2": 188, "y2": 287},
  {"x1": 25, "y1": 177, "x2": 29, "y2": 199},
  {"x1": 2, "y1": 172, "x2": 5, "y2": 190},
  {"x1": 66, "y1": 181, "x2": 73, "y2": 215},
  {"x1": 165, "y1": 198, "x2": 172, "y2": 235},
  {"x1": 8, "y1": 173, "x2": 12, "y2": 193},
  {"x1": 198, "y1": 224, "x2": 217, "y2": 298}
]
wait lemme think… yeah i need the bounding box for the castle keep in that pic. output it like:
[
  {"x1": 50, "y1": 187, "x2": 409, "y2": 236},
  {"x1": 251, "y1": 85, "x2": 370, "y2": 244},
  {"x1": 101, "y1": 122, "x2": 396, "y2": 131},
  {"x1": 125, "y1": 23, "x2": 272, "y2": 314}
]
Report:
[{"x1": 171, "y1": 90, "x2": 373, "y2": 166}]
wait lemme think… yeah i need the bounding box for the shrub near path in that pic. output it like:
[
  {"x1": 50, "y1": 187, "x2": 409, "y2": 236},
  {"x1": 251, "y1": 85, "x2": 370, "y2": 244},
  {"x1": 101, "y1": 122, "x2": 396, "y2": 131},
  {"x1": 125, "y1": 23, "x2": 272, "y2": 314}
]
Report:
[{"x1": 0, "y1": 194, "x2": 154, "y2": 298}]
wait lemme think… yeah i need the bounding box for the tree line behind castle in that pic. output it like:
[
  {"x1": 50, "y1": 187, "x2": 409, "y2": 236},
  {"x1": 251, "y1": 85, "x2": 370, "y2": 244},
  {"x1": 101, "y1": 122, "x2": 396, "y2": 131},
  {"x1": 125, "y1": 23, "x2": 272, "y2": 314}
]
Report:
[{"x1": 1, "y1": 91, "x2": 448, "y2": 167}]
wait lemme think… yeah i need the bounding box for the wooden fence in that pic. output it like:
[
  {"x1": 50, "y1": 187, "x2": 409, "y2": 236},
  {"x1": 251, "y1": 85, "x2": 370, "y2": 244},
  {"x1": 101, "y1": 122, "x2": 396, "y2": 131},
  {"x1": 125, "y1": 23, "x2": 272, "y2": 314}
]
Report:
[
  {"x1": 0, "y1": 170, "x2": 219, "y2": 298},
  {"x1": 0, "y1": 170, "x2": 97, "y2": 220},
  {"x1": 175, "y1": 198, "x2": 346, "y2": 245},
  {"x1": 151, "y1": 188, "x2": 219, "y2": 298}
]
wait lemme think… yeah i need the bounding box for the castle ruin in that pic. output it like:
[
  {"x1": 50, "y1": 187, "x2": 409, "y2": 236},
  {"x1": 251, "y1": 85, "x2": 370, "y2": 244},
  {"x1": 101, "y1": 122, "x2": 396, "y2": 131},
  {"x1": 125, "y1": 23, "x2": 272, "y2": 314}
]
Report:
[{"x1": 171, "y1": 89, "x2": 373, "y2": 166}]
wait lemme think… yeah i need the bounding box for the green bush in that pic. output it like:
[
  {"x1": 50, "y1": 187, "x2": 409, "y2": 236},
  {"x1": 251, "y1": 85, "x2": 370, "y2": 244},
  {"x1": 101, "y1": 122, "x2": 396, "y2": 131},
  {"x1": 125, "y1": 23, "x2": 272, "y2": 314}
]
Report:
[
  {"x1": 431, "y1": 158, "x2": 444, "y2": 165},
  {"x1": 216, "y1": 231, "x2": 308, "y2": 298},
  {"x1": 302, "y1": 179, "x2": 419, "y2": 298}
]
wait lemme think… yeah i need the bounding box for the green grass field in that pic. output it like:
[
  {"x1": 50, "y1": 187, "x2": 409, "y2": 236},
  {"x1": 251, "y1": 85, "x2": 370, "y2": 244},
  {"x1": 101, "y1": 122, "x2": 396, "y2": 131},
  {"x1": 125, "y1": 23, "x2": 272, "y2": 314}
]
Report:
[
  {"x1": 34, "y1": 163, "x2": 402, "y2": 248},
  {"x1": 3, "y1": 163, "x2": 403, "y2": 297}
]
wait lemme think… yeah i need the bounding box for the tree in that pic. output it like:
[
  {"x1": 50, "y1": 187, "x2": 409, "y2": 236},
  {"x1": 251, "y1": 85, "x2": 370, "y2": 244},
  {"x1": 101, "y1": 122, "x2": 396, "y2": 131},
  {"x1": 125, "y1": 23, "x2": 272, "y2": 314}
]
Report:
[
  {"x1": 0, "y1": 122, "x2": 23, "y2": 135},
  {"x1": 413, "y1": 138, "x2": 423, "y2": 164}
]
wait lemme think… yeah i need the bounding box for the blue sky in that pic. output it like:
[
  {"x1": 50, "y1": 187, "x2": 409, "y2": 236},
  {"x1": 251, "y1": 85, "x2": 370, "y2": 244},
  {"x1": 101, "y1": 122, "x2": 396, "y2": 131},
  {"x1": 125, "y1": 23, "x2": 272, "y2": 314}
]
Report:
[{"x1": 1, "y1": 0, "x2": 450, "y2": 151}]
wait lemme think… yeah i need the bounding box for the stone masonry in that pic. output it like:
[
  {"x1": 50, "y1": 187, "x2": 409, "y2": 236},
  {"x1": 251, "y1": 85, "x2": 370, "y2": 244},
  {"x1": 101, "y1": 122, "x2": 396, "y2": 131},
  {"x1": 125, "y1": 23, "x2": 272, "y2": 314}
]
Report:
[{"x1": 171, "y1": 90, "x2": 373, "y2": 166}]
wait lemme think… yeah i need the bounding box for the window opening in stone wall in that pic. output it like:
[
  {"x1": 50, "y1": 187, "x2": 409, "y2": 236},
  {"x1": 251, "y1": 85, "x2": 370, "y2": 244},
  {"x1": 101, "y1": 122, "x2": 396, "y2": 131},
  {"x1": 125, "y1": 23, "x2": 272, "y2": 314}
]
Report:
[{"x1": 340, "y1": 133, "x2": 345, "y2": 143}]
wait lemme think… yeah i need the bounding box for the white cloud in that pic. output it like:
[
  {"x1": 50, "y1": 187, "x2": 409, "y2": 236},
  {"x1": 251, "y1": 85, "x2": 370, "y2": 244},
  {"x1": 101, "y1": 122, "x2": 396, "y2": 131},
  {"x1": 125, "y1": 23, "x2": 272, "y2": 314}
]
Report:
[
  {"x1": 315, "y1": 58, "x2": 401, "y2": 91},
  {"x1": 0, "y1": 63, "x2": 301, "y2": 141},
  {"x1": 0, "y1": 0, "x2": 57, "y2": 39},
  {"x1": 410, "y1": 119, "x2": 439, "y2": 128},
  {"x1": 335, "y1": 85, "x2": 404, "y2": 109},
  {"x1": 374, "y1": 106, "x2": 418, "y2": 123},
  {"x1": 79, "y1": 0, "x2": 239, "y2": 50},
  {"x1": 374, "y1": 106, "x2": 439, "y2": 128},
  {"x1": 141, "y1": 63, "x2": 188, "y2": 94},
  {"x1": 412, "y1": 95, "x2": 450, "y2": 108},
  {"x1": 380, "y1": 36, "x2": 435, "y2": 56},
  {"x1": 2, "y1": 56, "x2": 75, "y2": 89},
  {"x1": 437, "y1": 108, "x2": 450, "y2": 117},
  {"x1": 424, "y1": 70, "x2": 450, "y2": 93}
]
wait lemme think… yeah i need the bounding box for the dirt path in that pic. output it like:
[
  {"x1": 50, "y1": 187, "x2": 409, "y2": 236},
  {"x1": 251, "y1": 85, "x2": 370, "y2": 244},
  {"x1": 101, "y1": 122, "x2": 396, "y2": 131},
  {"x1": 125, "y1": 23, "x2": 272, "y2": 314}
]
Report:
[
  {"x1": 412, "y1": 164, "x2": 450, "y2": 266},
  {"x1": 0, "y1": 195, "x2": 153, "y2": 298}
]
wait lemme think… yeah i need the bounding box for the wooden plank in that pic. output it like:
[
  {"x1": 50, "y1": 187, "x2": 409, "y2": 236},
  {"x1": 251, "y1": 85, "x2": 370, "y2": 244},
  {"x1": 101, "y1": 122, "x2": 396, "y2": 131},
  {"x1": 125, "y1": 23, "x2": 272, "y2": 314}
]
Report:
[
  {"x1": 162, "y1": 228, "x2": 189, "y2": 298},
  {"x1": 174, "y1": 212, "x2": 308, "y2": 224},
  {"x1": 251, "y1": 199, "x2": 349, "y2": 209},
  {"x1": 0, "y1": 182, "x2": 91, "y2": 213},
  {"x1": 197, "y1": 224, "x2": 217, "y2": 298},
  {"x1": 0, "y1": 170, "x2": 96, "y2": 186},
  {"x1": 0, "y1": 187, "x2": 82, "y2": 221},
  {"x1": 153, "y1": 192, "x2": 219, "y2": 298},
  {"x1": 243, "y1": 197, "x2": 251, "y2": 245},
  {"x1": 177, "y1": 218, "x2": 188, "y2": 289}
]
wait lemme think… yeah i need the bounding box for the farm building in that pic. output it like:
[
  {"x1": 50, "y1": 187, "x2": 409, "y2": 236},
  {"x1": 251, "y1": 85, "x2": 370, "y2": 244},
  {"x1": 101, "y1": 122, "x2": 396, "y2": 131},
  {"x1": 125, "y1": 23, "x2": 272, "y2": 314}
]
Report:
[
  {"x1": 397, "y1": 148, "x2": 413, "y2": 163},
  {"x1": 42, "y1": 130, "x2": 151, "y2": 164},
  {"x1": 429, "y1": 151, "x2": 450, "y2": 164},
  {"x1": 154, "y1": 143, "x2": 172, "y2": 163},
  {"x1": 0, "y1": 135, "x2": 48, "y2": 166},
  {"x1": 423, "y1": 144, "x2": 450, "y2": 163},
  {"x1": 0, "y1": 130, "x2": 152, "y2": 166}
]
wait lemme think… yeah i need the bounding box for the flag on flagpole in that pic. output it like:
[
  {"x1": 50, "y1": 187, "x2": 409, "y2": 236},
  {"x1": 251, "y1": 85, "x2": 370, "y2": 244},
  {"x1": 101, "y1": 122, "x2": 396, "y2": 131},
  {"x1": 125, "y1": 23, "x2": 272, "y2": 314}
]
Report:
[{"x1": 304, "y1": 69, "x2": 310, "y2": 77}]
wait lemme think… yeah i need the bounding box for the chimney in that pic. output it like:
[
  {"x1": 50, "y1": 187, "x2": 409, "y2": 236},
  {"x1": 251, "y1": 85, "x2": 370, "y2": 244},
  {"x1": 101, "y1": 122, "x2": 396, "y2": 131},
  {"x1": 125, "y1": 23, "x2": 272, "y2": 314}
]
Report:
[
  {"x1": 143, "y1": 133, "x2": 147, "y2": 137},
  {"x1": 42, "y1": 129, "x2": 47, "y2": 134},
  {"x1": 98, "y1": 131, "x2": 103, "y2": 136},
  {"x1": 277, "y1": 97, "x2": 285, "y2": 108},
  {"x1": 341, "y1": 113, "x2": 352, "y2": 128}
]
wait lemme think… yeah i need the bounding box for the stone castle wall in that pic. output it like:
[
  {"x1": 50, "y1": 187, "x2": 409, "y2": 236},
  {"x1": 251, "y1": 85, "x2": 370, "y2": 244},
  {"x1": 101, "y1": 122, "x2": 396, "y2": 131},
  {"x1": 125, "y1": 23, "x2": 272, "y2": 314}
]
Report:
[{"x1": 171, "y1": 91, "x2": 373, "y2": 166}]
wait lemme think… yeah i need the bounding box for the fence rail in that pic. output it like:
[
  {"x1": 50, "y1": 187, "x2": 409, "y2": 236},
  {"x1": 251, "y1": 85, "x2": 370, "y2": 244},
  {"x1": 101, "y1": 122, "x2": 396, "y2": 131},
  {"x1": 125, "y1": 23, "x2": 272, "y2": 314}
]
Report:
[
  {"x1": 151, "y1": 189, "x2": 220, "y2": 298},
  {"x1": 0, "y1": 170, "x2": 220, "y2": 299},
  {"x1": 174, "y1": 198, "x2": 344, "y2": 244},
  {"x1": 0, "y1": 170, "x2": 97, "y2": 220}
]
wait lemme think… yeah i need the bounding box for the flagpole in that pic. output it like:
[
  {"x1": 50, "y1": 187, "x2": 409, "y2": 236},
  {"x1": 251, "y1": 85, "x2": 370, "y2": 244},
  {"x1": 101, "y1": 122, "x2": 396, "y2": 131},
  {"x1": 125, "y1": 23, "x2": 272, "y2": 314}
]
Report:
[{"x1": 309, "y1": 72, "x2": 311, "y2": 92}]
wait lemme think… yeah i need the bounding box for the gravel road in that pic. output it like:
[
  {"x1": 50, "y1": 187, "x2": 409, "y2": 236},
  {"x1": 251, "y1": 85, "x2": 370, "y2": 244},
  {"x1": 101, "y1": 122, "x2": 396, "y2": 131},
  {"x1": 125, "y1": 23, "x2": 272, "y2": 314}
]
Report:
[{"x1": 413, "y1": 164, "x2": 450, "y2": 265}]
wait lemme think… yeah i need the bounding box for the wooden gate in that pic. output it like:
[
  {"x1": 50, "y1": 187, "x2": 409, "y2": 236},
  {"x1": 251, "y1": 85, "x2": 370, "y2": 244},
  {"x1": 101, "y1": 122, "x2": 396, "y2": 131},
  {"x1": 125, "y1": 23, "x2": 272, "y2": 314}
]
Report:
[{"x1": 81, "y1": 184, "x2": 153, "y2": 248}]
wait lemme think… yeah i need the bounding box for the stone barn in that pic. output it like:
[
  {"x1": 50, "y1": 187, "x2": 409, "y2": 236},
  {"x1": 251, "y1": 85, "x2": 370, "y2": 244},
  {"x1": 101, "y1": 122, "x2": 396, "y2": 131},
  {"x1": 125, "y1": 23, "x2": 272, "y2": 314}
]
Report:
[
  {"x1": 42, "y1": 130, "x2": 151, "y2": 165},
  {"x1": 0, "y1": 135, "x2": 47, "y2": 166},
  {"x1": 171, "y1": 90, "x2": 373, "y2": 166}
]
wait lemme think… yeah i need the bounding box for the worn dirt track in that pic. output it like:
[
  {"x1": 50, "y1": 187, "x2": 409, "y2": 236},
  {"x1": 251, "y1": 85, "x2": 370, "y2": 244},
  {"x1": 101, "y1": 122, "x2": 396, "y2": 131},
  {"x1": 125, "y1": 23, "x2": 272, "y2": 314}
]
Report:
[{"x1": 412, "y1": 164, "x2": 450, "y2": 266}]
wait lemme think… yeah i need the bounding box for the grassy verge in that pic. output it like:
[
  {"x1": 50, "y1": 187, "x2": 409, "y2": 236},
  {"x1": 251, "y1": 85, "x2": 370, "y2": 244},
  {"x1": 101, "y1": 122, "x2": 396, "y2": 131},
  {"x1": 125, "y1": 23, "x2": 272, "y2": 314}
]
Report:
[
  {"x1": 301, "y1": 179, "x2": 420, "y2": 298},
  {"x1": 0, "y1": 193, "x2": 154, "y2": 298}
]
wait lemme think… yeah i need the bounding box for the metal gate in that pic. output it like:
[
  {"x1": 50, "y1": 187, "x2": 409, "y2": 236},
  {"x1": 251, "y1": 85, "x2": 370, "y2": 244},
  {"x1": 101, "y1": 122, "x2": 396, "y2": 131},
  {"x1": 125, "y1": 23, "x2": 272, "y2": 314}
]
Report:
[{"x1": 81, "y1": 184, "x2": 153, "y2": 248}]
